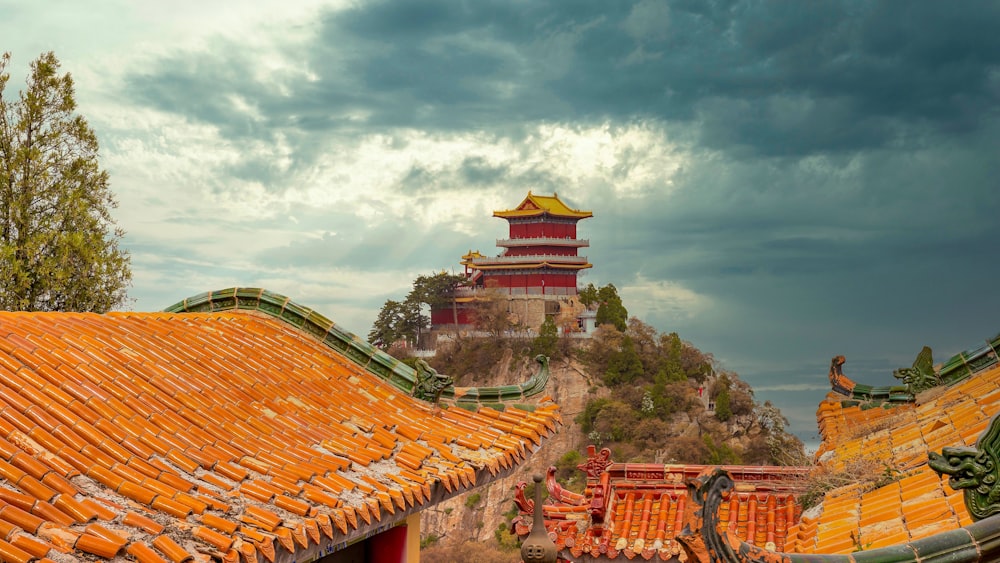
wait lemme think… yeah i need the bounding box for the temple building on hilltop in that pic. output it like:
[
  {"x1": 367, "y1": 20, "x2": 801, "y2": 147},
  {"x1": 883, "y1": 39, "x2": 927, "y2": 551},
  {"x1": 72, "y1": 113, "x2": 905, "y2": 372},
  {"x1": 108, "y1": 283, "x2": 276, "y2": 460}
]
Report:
[
  {"x1": 431, "y1": 192, "x2": 594, "y2": 334},
  {"x1": 464, "y1": 192, "x2": 592, "y2": 295}
]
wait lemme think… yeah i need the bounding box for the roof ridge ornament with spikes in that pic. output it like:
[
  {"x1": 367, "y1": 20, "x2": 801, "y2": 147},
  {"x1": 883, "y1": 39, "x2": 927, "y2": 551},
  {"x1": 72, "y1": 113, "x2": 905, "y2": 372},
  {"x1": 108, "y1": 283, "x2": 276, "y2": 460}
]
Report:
[{"x1": 930, "y1": 410, "x2": 1000, "y2": 521}]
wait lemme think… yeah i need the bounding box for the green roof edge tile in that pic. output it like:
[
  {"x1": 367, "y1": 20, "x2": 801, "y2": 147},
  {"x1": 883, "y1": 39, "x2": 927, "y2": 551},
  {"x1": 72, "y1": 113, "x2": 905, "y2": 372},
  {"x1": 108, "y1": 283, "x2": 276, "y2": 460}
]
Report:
[
  {"x1": 164, "y1": 287, "x2": 420, "y2": 395},
  {"x1": 837, "y1": 330, "x2": 1000, "y2": 408},
  {"x1": 684, "y1": 466, "x2": 1000, "y2": 563},
  {"x1": 163, "y1": 288, "x2": 552, "y2": 406}
]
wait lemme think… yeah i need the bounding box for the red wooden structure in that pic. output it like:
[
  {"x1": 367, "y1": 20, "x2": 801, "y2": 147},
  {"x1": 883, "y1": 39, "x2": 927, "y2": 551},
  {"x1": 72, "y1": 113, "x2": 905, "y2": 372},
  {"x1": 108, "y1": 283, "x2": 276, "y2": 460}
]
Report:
[{"x1": 431, "y1": 192, "x2": 592, "y2": 327}]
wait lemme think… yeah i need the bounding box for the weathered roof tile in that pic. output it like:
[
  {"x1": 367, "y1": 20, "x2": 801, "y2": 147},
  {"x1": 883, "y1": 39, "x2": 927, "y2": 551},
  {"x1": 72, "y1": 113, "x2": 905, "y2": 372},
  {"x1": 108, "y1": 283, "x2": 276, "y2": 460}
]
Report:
[{"x1": 0, "y1": 289, "x2": 559, "y2": 561}]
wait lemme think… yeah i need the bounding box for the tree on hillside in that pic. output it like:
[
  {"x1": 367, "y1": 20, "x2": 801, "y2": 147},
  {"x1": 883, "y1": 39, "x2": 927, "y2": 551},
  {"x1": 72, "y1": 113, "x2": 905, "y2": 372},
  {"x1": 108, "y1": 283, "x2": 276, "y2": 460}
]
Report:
[
  {"x1": 369, "y1": 272, "x2": 467, "y2": 349},
  {"x1": 626, "y1": 318, "x2": 662, "y2": 375},
  {"x1": 530, "y1": 316, "x2": 559, "y2": 359},
  {"x1": 604, "y1": 334, "x2": 643, "y2": 386},
  {"x1": 410, "y1": 272, "x2": 467, "y2": 325},
  {"x1": 578, "y1": 283, "x2": 599, "y2": 308},
  {"x1": 713, "y1": 373, "x2": 733, "y2": 422},
  {"x1": 367, "y1": 298, "x2": 425, "y2": 349},
  {"x1": 0, "y1": 52, "x2": 131, "y2": 312},
  {"x1": 595, "y1": 283, "x2": 628, "y2": 331}
]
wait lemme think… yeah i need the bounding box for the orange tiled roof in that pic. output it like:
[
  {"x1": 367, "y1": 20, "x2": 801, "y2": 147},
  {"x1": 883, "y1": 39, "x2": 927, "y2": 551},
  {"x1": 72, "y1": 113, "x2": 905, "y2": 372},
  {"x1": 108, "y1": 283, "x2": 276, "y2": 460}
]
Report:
[
  {"x1": 493, "y1": 192, "x2": 593, "y2": 220},
  {"x1": 0, "y1": 289, "x2": 559, "y2": 562},
  {"x1": 799, "y1": 359, "x2": 1000, "y2": 554},
  {"x1": 512, "y1": 337, "x2": 1000, "y2": 562},
  {"x1": 513, "y1": 448, "x2": 809, "y2": 560}
]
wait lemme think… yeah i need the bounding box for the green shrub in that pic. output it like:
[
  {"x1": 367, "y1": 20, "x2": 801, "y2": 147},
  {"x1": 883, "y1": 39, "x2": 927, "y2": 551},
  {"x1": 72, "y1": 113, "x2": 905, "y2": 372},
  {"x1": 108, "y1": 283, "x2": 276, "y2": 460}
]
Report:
[{"x1": 465, "y1": 493, "x2": 482, "y2": 508}]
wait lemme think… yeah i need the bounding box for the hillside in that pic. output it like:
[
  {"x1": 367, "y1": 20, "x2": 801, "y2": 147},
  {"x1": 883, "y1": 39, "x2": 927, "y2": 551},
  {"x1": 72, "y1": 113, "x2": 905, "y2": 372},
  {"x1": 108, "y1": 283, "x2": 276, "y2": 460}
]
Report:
[
  {"x1": 412, "y1": 319, "x2": 807, "y2": 561},
  {"x1": 419, "y1": 352, "x2": 591, "y2": 561}
]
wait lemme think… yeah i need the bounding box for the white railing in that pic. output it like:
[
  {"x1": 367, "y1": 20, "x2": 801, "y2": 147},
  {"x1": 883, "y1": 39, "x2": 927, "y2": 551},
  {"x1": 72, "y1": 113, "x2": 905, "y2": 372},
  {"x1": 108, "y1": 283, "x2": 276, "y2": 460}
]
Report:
[
  {"x1": 496, "y1": 237, "x2": 589, "y2": 247},
  {"x1": 469, "y1": 254, "x2": 588, "y2": 265}
]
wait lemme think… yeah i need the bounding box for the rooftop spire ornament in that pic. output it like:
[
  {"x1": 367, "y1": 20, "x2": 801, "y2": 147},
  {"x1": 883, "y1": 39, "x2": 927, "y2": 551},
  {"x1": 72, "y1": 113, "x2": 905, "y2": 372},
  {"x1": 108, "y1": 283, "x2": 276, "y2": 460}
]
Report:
[{"x1": 520, "y1": 474, "x2": 557, "y2": 563}]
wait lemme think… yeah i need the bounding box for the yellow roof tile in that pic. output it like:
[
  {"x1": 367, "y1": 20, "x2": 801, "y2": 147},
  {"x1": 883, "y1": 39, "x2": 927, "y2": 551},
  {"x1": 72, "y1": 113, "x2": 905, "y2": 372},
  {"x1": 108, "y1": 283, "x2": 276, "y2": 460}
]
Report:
[
  {"x1": 0, "y1": 293, "x2": 560, "y2": 561},
  {"x1": 493, "y1": 192, "x2": 593, "y2": 219},
  {"x1": 803, "y1": 358, "x2": 1000, "y2": 554}
]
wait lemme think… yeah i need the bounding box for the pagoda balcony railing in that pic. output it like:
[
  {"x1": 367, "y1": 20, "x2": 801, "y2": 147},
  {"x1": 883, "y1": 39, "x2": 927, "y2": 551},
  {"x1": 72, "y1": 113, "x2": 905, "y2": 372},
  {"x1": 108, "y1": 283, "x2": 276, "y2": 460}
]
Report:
[
  {"x1": 496, "y1": 237, "x2": 589, "y2": 247},
  {"x1": 469, "y1": 254, "x2": 589, "y2": 265},
  {"x1": 452, "y1": 286, "x2": 577, "y2": 298}
]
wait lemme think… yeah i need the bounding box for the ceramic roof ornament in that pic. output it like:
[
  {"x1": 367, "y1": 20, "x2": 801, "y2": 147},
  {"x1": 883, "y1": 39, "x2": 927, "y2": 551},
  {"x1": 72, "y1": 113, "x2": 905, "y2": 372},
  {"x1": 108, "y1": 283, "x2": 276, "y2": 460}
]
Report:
[
  {"x1": 520, "y1": 474, "x2": 557, "y2": 563},
  {"x1": 412, "y1": 359, "x2": 454, "y2": 404},
  {"x1": 893, "y1": 346, "x2": 939, "y2": 395},
  {"x1": 930, "y1": 411, "x2": 1000, "y2": 521},
  {"x1": 827, "y1": 354, "x2": 915, "y2": 406}
]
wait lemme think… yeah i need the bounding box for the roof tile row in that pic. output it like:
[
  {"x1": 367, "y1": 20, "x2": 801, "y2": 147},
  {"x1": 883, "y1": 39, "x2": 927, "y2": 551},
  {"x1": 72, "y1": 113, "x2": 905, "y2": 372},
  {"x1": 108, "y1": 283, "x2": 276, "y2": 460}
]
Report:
[
  {"x1": 0, "y1": 308, "x2": 560, "y2": 562},
  {"x1": 805, "y1": 360, "x2": 1000, "y2": 553}
]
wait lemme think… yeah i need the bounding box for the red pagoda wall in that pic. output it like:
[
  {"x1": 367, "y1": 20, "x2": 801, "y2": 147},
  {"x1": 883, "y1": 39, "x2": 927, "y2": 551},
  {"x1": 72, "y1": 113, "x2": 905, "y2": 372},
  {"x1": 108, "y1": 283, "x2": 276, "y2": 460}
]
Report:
[
  {"x1": 430, "y1": 306, "x2": 475, "y2": 326},
  {"x1": 483, "y1": 272, "x2": 578, "y2": 289},
  {"x1": 508, "y1": 222, "x2": 577, "y2": 239},
  {"x1": 503, "y1": 246, "x2": 578, "y2": 257}
]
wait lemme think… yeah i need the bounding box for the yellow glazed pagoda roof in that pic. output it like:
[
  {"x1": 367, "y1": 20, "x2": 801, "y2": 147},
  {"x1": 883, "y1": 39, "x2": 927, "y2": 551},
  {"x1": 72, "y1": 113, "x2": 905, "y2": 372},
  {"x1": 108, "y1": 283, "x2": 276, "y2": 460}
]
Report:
[
  {"x1": 0, "y1": 288, "x2": 559, "y2": 563},
  {"x1": 493, "y1": 192, "x2": 593, "y2": 219}
]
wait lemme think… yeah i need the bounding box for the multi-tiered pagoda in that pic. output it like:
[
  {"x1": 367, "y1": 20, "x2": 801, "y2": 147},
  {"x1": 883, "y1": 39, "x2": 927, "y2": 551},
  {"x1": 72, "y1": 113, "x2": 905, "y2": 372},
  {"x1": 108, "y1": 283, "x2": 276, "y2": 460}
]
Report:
[
  {"x1": 463, "y1": 192, "x2": 592, "y2": 294},
  {"x1": 431, "y1": 192, "x2": 593, "y2": 330}
]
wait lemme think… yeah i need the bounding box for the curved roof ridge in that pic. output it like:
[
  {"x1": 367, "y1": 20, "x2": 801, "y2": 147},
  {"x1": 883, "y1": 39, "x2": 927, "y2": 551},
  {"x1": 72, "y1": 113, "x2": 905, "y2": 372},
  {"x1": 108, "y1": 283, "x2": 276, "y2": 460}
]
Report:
[
  {"x1": 494, "y1": 192, "x2": 593, "y2": 219},
  {"x1": 164, "y1": 287, "x2": 552, "y2": 406}
]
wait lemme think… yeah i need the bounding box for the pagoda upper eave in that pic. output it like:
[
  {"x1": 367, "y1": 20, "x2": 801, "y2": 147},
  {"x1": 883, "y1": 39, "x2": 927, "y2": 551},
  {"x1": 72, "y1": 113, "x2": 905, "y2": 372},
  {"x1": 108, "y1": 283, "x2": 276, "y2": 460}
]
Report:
[{"x1": 493, "y1": 192, "x2": 593, "y2": 220}]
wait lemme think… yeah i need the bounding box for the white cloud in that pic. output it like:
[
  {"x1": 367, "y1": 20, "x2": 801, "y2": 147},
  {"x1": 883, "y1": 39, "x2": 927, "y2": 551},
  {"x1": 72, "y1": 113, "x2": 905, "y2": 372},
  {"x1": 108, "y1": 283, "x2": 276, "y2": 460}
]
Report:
[{"x1": 620, "y1": 274, "x2": 709, "y2": 323}]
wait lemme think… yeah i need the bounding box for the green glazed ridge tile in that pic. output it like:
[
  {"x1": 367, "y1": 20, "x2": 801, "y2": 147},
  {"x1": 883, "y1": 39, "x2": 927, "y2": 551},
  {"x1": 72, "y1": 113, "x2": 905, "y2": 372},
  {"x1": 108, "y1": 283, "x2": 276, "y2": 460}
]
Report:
[{"x1": 162, "y1": 287, "x2": 554, "y2": 405}]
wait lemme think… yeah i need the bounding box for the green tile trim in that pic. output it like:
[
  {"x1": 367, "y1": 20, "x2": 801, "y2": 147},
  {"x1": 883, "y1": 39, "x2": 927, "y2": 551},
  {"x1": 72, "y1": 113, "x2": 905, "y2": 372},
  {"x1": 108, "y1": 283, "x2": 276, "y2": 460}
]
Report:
[
  {"x1": 164, "y1": 288, "x2": 421, "y2": 395},
  {"x1": 440, "y1": 355, "x2": 551, "y2": 403},
  {"x1": 937, "y1": 332, "x2": 1000, "y2": 386},
  {"x1": 834, "y1": 332, "x2": 999, "y2": 410},
  {"x1": 681, "y1": 466, "x2": 1000, "y2": 563},
  {"x1": 164, "y1": 288, "x2": 552, "y2": 405}
]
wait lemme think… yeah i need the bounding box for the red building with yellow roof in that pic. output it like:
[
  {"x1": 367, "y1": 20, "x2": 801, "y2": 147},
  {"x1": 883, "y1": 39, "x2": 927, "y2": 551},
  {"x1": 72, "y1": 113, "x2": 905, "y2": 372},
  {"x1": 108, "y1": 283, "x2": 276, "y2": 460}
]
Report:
[
  {"x1": 432, "y1": 193, "x2": 593, "y2": 331},
  {"x1": 464, "y1": 192, "x2": 592, "y2": 295}
]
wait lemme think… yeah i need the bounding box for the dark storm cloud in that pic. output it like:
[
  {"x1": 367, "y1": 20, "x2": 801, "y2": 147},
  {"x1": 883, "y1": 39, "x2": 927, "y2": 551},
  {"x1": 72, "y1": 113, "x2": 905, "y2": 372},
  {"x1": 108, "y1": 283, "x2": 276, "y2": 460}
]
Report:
[
  {"x1": 115, "y1": 0, "x2": 1000, "y2": 440},
  {"x1": 589, "y1": 139, "x2": 1000, "y2": 315},
  {"x1": 121, "y1": 0, "x2": 1000, "y2": 169},
  {"x1": 459, "y1": 157, "x2": 510, "y2": 187}
]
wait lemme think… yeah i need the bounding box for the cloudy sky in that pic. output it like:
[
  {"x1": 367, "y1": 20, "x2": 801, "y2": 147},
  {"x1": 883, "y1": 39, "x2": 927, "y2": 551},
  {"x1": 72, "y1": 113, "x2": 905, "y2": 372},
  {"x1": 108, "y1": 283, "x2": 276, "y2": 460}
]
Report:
[{"x1": 5, "y1": 0, "x2": 1000, "y2": 444}]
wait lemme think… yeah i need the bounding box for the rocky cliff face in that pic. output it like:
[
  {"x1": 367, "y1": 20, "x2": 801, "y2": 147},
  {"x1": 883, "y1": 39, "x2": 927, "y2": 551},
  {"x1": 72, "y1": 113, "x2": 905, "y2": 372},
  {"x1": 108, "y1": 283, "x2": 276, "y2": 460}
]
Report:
[{"x1": 420, "y1": 354, "x2": 599, "y2": 546}]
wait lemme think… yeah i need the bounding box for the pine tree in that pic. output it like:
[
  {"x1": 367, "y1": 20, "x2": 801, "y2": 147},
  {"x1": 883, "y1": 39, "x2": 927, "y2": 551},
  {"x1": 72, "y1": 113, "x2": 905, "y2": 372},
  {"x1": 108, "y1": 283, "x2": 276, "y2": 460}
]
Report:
[
  {"x1": 595, "y1": 283, "x2": 628, "y2": 331},
  {"x1": 0, "y1": 52, "x2": 131, "y2": 311},
  {"x1": 531, "y1": 316, "x2": 559, "y2": 358}
]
